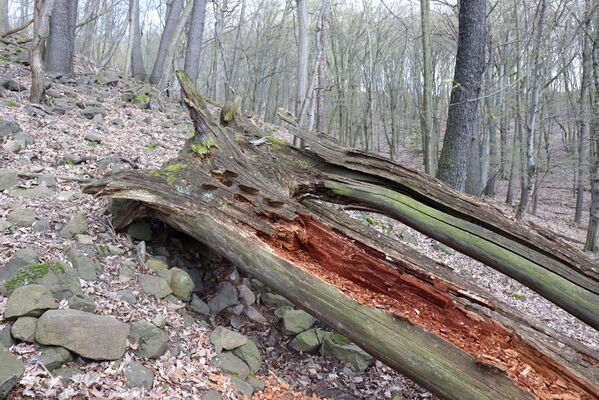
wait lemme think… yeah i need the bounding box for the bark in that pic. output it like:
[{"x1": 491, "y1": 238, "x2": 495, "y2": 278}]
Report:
[
  {"x1": 128, "y1": 0, "x2": 146, "y2": 81},
  {"x1": 586, "y1": 4, "x2": 599, "y2": 252},
  {"x1": 157, "y1": 0, "x2": 193, "y2": 90},
  {"x1": 294, "y1": 0, "x2": 308, "y2": 146},
  {"x1": 226, "y1": 0, "x2": 246, "y2": 99},
  {"x1": 45, "y1": 0, "x2": 78, "y2": 75},
  {"x1": 0, "y1": 0, "x2": 8, "y2": 33},
  {"x1": 29, "y1": 0, "x2": 56, "y2": 103},
  {"x1": 420, "y1": 0, "x2": 436, "y2": 175},
  {"x1": 84, "y1": 72, "x2": 599, "y2": 400},
  {"x1": 184, "y1": 0, "x2": 207, "y2": 88},
  {"x1": 315, "y1": 0, "x2": 328, "y2": 133},
  {"x1": 99, "y1": 14, "x2": 128, "y2": 68},
  {"x1": 436, "y1": 0, "x2": 486, "y2": 192},
  {"x1": 150, "y1": 0, "x2": 184, "y2": 85}
]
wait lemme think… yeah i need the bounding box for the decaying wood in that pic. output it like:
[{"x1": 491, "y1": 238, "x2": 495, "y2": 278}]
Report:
[{"x1": 84, "y1": 71, "x2": 599, "y2": 400}]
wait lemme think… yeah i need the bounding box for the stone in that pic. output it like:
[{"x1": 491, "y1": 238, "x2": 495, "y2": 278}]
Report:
[
  {"x1": 6, "y1": 207, "x2": 35, "y2": 227},
  {"x1": 145, "y1": 258, "x2": 168, "y2": 271},
  {"x1": 81, "y1": 106, "x2": 106, "y2": 120},
  {"x1": 0, "y1": 248, "x2": 38, "y2": 284},
  {"x1": 36, "y1": 309, "x2": 129, "y2": 360},
  {"x1": 84, "y1": 133, "x2": 101, "y2": 144},
  {"x1": 118, "y1": 261, "x2": 136, "y2": 282},
  {"x1": 231, "y1": 377, "x2": 254, "y2": 398},
  {"x1": 130, "y1": 320, "x2": 168, "y2": 359},
  {"x1": 0, "y1": 121, "x2": 22, "y2": 137},
  {"x1": 244, "y1": 306, "x2": 267, "y2": 324},
  {"x1": 274, "y1": 306, "x2": 294, "y2": 318},
  {"x1": 290, "y1": 329, "x2": 329, "y2": 353},
  {"x1": 127, "y1": 221, "x2": 152, "y2": 241},
  {"x1": 152, "y1": 315, "x2": 166, "y2": 329},
  {"x1": 66, "y1": 247, "x2": 101, "y2": 281},
  {"x1": 92, "y1": 113, "x2": 104, "y2": 125},
  {"x1": 32, "y1": 219, "x2": 51, "y2": 232},
  {"x1": 59, "y1": 212, "x2": 88, "y2": 238},
  {"x1": 208, "y1": 282, "x2": 238, "y2": 315},
  {"x1": 139, "y1": 274, "x2": 172, "y2": 299},
  {"x1": 281, "y1": 309, "x2": 314, "y2": 335},
  {"x1": 0, "y1": 347, "x2": 25, "y2": 399},
  {"x1": 8, "y1": 186, "x2": 52, "y2": 199},
  {"x1": 124, "y1": 361, "x2": 154, "y2": 391},
  {"x1": 11, "y1": 317, "x2": 37, "y2": 342},
  {"x1": 0, "y1": 261, "x2": 83, "y2": 300},
  {"x1": 4, "y1": 284, "x2": 58, "y2": 319},
  {"x1": 2, "y1": 140, "x2": 20, "y2": 153},
  {"x1": 238, "y1": 285, "x2": 256, "y2": 307},
  {"x1": 117, "y1": 289, "x2": 137, "y2": 305},
  {"x1": 320, "y1": 333, "x2": 375, "y2": 372},
  {"x1": 203, "y1": 390, "x2": 221, "y2": 400},
  {"x1": 36, "y1": 175, "x2": 56, "y2": 187},
  {"x1": 97, "y1": 244, "x2": 124, "y2": 256},
  {"x1": 190, "y1": 295, "x2": 209, "y2": 316},
  {"x1": 3, "y1": 78, "x2": 26, "y2": 91},
  {"x1": 247, "y1": 377, "x2": 266, "y2": 392},
  {"x1": 232, "y1": 341, "x2": 261, "y2": 373},
  {"x1": 261, "y1": 293, "x2": 294, "y2": 309},
  {"x1": 67, "y1": 294, "x2": 96, "y2": 313},
  {"x1": 210, "y1": 327, "x2": 248, "y2": 353},
  {"x1": 39, "y1": 346, "x2": 72, "y2": 371},
  {"x1": 230, "y1": 304, "x2": 244, "y2": 316},
  {"x1": 212, "y1": 352, "x2": 250, "y2": 380},
  {"x1": 75, "y1": 234, "x2": 94, "y2": 245},
  {"x1": 0, "y1": 171, "x2": 18, "y2": 191},
  {"x1": 53, "y1": 367, "x2": 80, "y2": 382},
  {"x1": 1, "y1": 327, "x2": 15, "y2": 349},
  {"x1": 13, "y1": 132, "x2": 34, "y2": 148},
  {"x1": 169, "y1": 268, "x2": 194, "y2": 301}
]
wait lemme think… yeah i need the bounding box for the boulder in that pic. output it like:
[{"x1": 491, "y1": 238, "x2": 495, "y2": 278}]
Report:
[
  {"x1": 130, "y1": 320, "x2": 168, "y2": 359},
  {"x1": 261, "y1": 293, "x2": 294, "y2": 309},
  {"x1": 36, "y1": 309, "x2": 129, "y2": 360},
  {"x1": 281, "y1": 309, "x2": 314, "y2": 335},
  {"x1": 124, "y1": 361, "x2": 154, "y2": 391},
  {"x1": 145, "y1": 257, "x2": 168, "y2": 270},
  {"x1": 139, "y1": 274, "x2": 172, "y2": 299},
  {"x1": 203, "y1": 390, "x2": 222, "y2": 400},
  {"x1": 237, "y1": 285, "x2": 256, "y2": 307},
  {"x1": 118, "y1": 261, "x2": 136, "y2": 282},
  {"x1": 244, "y1": 306, "x2": 267, "y2": 324},
  {"x1": 66, "y1": 247, "x2": 101, "y2": 281},
  {"x1": 0, "y1": 171, "x2": 18, "y2": 191},
  {"x1": 59, "y1": 212, "x2": 88, "y2": 238},
  {"x1": 2, "y1": 140, "x2": 20, "y2": 153},
  {"x1": 0, "y1": 347, "x2": 25, "y2": 399},
  {"x1": 8, "y1": 186, "x2": 52, "y2": 199},
  {"x1": 232, "y1": 341, "x2": 261, "y2": 373},
  {"x1": 67, "y1": 294, "x2": 96, "y2": 313},
  {"x1": 0, "y1": 327, "x2": 14, "y2": 349},
  {"x1": 290, "y1": 329, "x2": 330, "y2": 353},
  {"x1": 0, "y1": 121, "x2": 22, "y2": 137},
  {"x1": 0, "y1": 248, "x2": 38, "y2": 286},
  {"x1": 10, "y1": 317, "x2": 37, "y2": 342},
  {"x1": 320, "y1": 333, "x2": 375, "y2": 372},
  {"x1": 211, "y1": 352, "x2": 249, "y2": 380},
  {"x1": 231, "y1": 377, "x2": 254, "y2": 398},
  {"x1": 39, "y1": 346, "x2": 73, "y2": 371},
  {"x1": 169, "y1": 268, "x2": 194, "y2": 301},
  {"x1": 209, "y1": 327, "x2": 248, "y2": 353},
  {"x1": 4, "y1": 284, "x2": 58, "y2": 319},
  {"x1": 117, "y1": 289, "x2": 137, "y2": 305},
  {"x1": 208, "y1": 282, "x2": 238, "y2": 315},
  {"x1": 190, "y1": 295, "x2": 209, "y2": 316},
  {"x1": 1, "y1": 261, "x2": 83, "y2": 300},
  {"x1": 81, "y1": 106, "x2": 106, "y2": 120},
  {"x1": 6, "y1": 207, "x2": 35, "y2": 227}
]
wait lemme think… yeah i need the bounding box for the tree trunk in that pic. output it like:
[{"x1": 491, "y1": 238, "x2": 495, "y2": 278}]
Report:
[
  {"x1": 184, "y1": 0, "x2": 207, "y2": 88},
  {"x1": 157, "y1": 0, "x2": 193, "y2": 90},
  {"x1": 149, "y1": 0, "x2": 184, "y2": 85},
  {"x1": 85, "y1": 71, "x2": 599, "y2": 400},
  {"x1": 128, "y1": 0, "x2": 146, "y2": 81},
  {"x1": 586, "y1": 4, "x2": 599, "y2": 252},
  {"x1": 315, "y1": 0, "x2": 328, "y2": 133},
  {"x1": 99, "y1": 15, "x2": 128, "y2": 68},
  {"x1": 294, "y1": 0, "x2": 309, "y2": 146},
  {"x1": 436, "y1": 0, "x2": 486, "y2": 192},
  {"x1": 226, "y1": 0, "x2": 246, "y2": 99},
  {"x1": 45, "y1": 0, "x2": 78, "y2": 75},
  {"x1": 420, "y1": 0, "x2": 436, "y2": 175},
  {"x1": 0, "y1": 0, "x2": 9, "y2": 33},
  {"x1": 29, "y1": 0, "x2": 56, "y2": 103}
]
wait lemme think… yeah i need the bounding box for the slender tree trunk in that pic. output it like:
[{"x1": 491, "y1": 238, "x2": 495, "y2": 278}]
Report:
[
  {"x1": 157, "y1": 0, "x2": 192, "y2": 90},
  {"x1": 294, "y1": 0, "x2": 309, "y2": 146},
  {"x1": 184, "y1": 0, "x2": 207, "y2": 88},
  {"x1": 128, "y1": 0, "x2": 146, "y2": 81},
  {"x1": 315, "y1": 0, "x2": 328, "y2": 133},
  {"x1": 436, "y1": 0, "x2": 487, "y2": 192},
  {"x1": 516, "y1": 0, "x2": 547, "y2": 220},
  {"x1": 0, "y1": 0, "x2": 9, "y2": 33},
  {"x1": 100, "y1": 16, "x2": 128, "y2": 68},
  {"x1": 227, "y1": 0, "x2": 246, "y2": 99},
  {"x1": 29, "y1": 0, "x2": 56, "y2": 103},
  {"x1": 506, "y1": 117, "x2": 519, "y2": 206},
  {"x1": 420, "y1": 0, "x2": 435, "y2": 175},
  {"x1": 150, "y1": 0, "x2": 184, "y2": 84},
  {"x1": 45, "y1": 0, "x2": 78, "y2": 75}
]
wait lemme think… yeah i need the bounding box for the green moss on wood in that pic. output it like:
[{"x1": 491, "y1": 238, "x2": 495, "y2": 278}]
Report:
[{"x1": 191, "y1": 138, "x2": 213, "y2": 155}]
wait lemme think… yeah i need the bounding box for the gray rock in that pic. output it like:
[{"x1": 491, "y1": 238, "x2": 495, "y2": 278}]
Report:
[
  {"x1": 232, "y1": 340, "x2": 261, "y2": 373},
  {"x1": 152, "y1": 315, "x2": 166, "y2": 329},
  {"x1": 0, "y1": 327, "x2": 15, "y2": 349},
  {"x1": 117, "y1": 289, "x2": 137, "y2": 305},
  {"x1": 3, "y1": 78, "x2": 26, "y2": 91},
  {"x1": 2, "y1": 140, "x2": 20, "y2": 153},
  {"x1": 36, "y1": 309, "x2": 129, "y2": 360},
  {"x1": 91, "y1": 113, "x2": 104, "y2": 125},
  {"x1": 66, "y1": 247, "x2": 101, "y2": 281},
  {"x1": 36, "y1": 175, "x2": 56, "y2": 187},
  {"x1": 0, "y1": 261, "x2": 83, "y2": 300},
  {"x1": 231, "y1": 376, "x2": 254, "y2": 398},
  {"x1": 203, "y1": 390, "x2": 222, "y2": 400},
  {"x1": 243, "y1": 306, "x2": 267, "y2": 324},
  {"x1": 0, "y1": 121, "x2": 22, "y2": 137},
  {"x1": 32, "y1": 219, "x2": 51, "y2": 232},
  {"x1": 127, "y1": 221, "x2": 152, "y2": 241},
  {"x1": 75, "y1": 234, "x2": 94, "y2": 245},
  {"x1": 84, "y1": 133, "x2": 101, "y2": 144},
  {"x1": 118, "y1": 261, "x2": 136, "y2": 282},
  {"x1": 190, "y1": 295, "x2": 209, "y2": 316},
  {"x1": 261, "y1": 293, "x2": 294, "y2": 309},
  {"x1": 124, "y1": 361, "x2": 154, "y2": 391},
  {"x1": 53, "y1": 367, "x2": 80, "y2": 382},
  {"x1": 290, "y1": 329, "x2": 330, "y2": 352},
  {"x1": 0, "y1": 347, "x2": 25, "y2": 399},
  {"x1": 209, "y1": 326, "x2": 248, "y2": 353},
  {"x1": 81, "y1": 106, "x2": 106, "y2": 120},
  {"x1": 208, "y1": 282, "x2": 238, "y2": 315},
  {"x1": 8, "y1": 186, "x2": 52, "y2": 199},
  {"x1": 13, "y1": 132, "x2": 34, "y2": 148},
  {"x1": 5, "y1": 284, "x2": 58, "y2": 319},
  {"x1": 238, "y1": 285, "x2": 256, "y2": 307},
  {"x1": 247, "y1": 377, "x2": 266, "y2": 392},
  {"x1": 320, "y1": 333, "x2": 375, "y2": 372},
  {"x1": 59, "y1": 212, "x2": 88, "y2": 238},
  {"x1": 39, "y1": 346, "x2": 72, "y2": 371},
  {"x1": 11, "y1": 317, "x2": 37, "y2": 342},
  {"x1": 130, "y1": 320, "x2": 168, "y2": 359},
  {"x1": 6, "y1": 207, "x2": 35, "y2": 227},
  {"x1": 46, "y1": 88, "x2": 62, "y2": 98},
  {"x1": 169, "y1": 268, "x2": 194, "y2": 301},
  {"x1": 281, "y1": 309, "x2": 314, "y2": 335},
  {"x1": 0, "y1": 248, "x2": 38, "y2": 284},
  {"x1": 67, "y1": 294, "x2": 96, "y2": 312},
  {"x1": 274, "y1": 306, "x2": 294, "y2": 319},
  {"x1": 212, "y1": 352, "x2": 250, "y2": 380},
  {"x1": 145, "y1": 257, "x2": 168, "y2": 271},
  {"x1": 230, "y1": 304, "x2": 244, "y2": 316},
  {"x1": 139, "y1": 274, "x2": 172, "y2": 299},
  {"x1": 0, "y1": 171, "x2": 18, "y2": 191}
]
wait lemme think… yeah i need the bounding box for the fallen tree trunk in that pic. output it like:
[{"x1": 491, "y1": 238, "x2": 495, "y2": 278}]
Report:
[{"x1": 84, "y1": 72, "x2": 599, "y2": 400}]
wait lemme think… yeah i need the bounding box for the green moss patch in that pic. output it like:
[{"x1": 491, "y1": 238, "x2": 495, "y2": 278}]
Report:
[{"x1": 5, "y1": 261, "x2": 65, "y2": 291}]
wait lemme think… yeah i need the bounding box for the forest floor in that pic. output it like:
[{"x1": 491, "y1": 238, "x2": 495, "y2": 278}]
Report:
[{"x1": 0, "y1": 52, "x2": 598, "y2": 400}]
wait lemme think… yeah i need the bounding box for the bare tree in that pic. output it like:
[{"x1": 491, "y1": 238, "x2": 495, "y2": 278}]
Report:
[
  {"x1": 420, "y1": 0, "x2": 436, "y2": 175},
  {"x1": 29, "y1": 0, "x2": 56, "y2": 103},
  {"x1": 0, "y1": 0, "x2": 9, "y2": 33},
  {"x1": 45, "y1": 0, "x2": 78, "y2": 75},
  {"x1": 586, "y1": 0, "x2": 599, "y2": 252},
  {"x1": 157, "y1": 0, "x2": 193, "y2": 90},
  {"x1": 150, "y1": 0, "x2": 184, "y2": 85},
  {"x1": 127, "y1": 0, "x2": 146, "y2": 81},
  {"x1": 315, "y1": 0, "x2": 328, "y2": 133},
  {"x1": 227, "y1": 0, "x2": 246, "y2": 99},
  {"x1": 184, "y1": 0, "x2": 207, "y2": 88}
]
